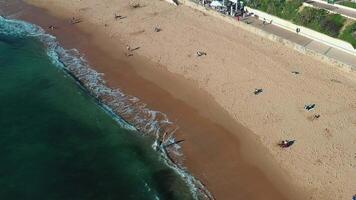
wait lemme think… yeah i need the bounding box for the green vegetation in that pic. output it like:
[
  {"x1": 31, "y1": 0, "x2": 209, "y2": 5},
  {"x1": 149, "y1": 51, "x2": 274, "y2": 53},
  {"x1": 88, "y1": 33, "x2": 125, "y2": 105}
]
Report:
[
  {"x1": 244, "y1": 0, "x2": 356, "y2": 48},
  {"x1": 339, "y1": 1, "x2": 356, "y2": 9},
  {"x1": 245, "y1": 0, "x2": 303, "y2": 20},
  {"x1": 294, "y1": 7, "x2": 345, "y2": 37},
  {"x1": 339, "y1": 22, "x2": 356, "y2": 48}
]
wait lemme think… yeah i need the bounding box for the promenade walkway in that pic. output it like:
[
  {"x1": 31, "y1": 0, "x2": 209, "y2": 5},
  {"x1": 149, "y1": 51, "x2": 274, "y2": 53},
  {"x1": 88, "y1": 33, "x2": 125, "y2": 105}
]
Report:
[
  {"x1": 305, "y1": 0, "x2": 356, "y2": 20},
  {"x1": 242, "y1": 16, "x2": 356, "y2": 68},
  {"x1": 185, "y1": 0, "x2": 356, "y2": 69}
]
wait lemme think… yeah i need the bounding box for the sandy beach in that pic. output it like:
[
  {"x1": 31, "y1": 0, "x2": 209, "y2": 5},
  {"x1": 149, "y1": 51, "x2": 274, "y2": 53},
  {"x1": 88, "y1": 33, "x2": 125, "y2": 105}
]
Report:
[{"x1": 6, "y1": 0, "x2": 356, "y2": 199}]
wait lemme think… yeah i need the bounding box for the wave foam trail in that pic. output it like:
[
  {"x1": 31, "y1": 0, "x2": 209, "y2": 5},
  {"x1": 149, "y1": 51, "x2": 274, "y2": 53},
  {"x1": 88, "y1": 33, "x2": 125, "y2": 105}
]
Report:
[{"x1": 0, "y1": 16, "x2": 214, "y2": 200}]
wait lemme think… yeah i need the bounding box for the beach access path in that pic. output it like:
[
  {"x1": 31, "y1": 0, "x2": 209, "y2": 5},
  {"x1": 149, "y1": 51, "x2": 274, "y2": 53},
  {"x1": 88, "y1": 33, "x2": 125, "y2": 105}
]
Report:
[{"x1": 242, "y1": 14, "x2": 356, "y2": 69}]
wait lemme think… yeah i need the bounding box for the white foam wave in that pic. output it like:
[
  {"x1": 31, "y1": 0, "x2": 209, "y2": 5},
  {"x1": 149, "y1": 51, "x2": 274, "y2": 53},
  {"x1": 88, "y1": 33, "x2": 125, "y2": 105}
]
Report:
[{"x1": 0, "y1": 16, "x2": 214, "y2": 200}]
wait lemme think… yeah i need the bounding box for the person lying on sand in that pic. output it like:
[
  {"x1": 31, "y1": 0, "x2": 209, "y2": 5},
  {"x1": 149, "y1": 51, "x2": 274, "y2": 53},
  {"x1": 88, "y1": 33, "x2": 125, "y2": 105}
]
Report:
[
  {"x1": 114, "y1": 14, "x2": 126, "y2": 20},
  {"x1": 196, "y1": 51, "x2": 207, "y2": 57},
  {"x1": 278, "y1": 140, "x2": 295, "y2": 148},
  {"x1": 70, "y1": 17, "x2": 83, "y2": 24},
  {"x1": 304, "y1": 103, "x2": 316, "y2": 111},
  {"x1": 154, "y1": 26, "x2": 161, "y2": 32},
  {"x1": 254, "y1": 88, "x2": 263, "y2": 95}
]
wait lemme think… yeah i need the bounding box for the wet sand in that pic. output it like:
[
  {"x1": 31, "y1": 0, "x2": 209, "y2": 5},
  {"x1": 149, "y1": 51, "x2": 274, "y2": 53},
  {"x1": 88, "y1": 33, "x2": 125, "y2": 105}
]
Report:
[
  {"x1": 4, "y1": 0, "x2": 356, "y2": 199},
  {"x1": 2, "y1": 1, "x2": 297, "y2": 199}
]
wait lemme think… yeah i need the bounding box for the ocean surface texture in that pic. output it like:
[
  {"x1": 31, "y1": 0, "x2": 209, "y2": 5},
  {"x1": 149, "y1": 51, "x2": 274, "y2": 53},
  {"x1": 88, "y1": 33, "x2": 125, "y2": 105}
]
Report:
[{"x1": 0, "y1": 17, "x2": 193, "y2": 200}]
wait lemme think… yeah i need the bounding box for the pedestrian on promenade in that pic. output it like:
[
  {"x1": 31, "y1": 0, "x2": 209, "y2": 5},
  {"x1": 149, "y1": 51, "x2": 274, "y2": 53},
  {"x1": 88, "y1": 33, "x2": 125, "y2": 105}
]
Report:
[{"x1": 296, "y1": 28, "x2": 300, "y2": 34}]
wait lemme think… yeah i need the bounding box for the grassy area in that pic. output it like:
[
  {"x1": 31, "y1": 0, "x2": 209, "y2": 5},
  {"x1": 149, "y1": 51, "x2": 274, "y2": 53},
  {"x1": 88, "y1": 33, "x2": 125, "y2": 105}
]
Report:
[
  {"x1": 339, "y1": 1, "x2": 356, "y2": 9},
  {"x1": 294, "y1": 7, "x2": 345, "y2": 37},
  {"x1": 244, "y1": 0, "x2": 356, "y2": 48},
  {"x1": 245, "y1": 0, "x2": 303, "y2": 20},
  {"x1": 339, "y1": 22, "x2": 356, "y2": 48}
]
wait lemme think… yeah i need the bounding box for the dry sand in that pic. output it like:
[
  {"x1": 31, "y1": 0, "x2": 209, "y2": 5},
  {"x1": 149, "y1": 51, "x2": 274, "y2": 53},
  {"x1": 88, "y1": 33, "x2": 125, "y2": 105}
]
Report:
[{"x1": 13, "y1": 0, "x2": 356, "y2": 199}]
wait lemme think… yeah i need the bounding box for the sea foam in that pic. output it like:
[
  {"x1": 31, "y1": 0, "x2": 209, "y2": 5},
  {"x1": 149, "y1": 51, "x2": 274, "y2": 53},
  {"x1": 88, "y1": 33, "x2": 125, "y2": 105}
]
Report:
[{"x1": 0, "y1": 16, "x2": 213, "y2": 200}]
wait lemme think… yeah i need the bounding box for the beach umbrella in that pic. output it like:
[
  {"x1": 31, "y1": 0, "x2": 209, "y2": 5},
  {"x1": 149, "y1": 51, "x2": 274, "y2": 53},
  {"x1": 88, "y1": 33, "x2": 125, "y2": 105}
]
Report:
[{"x1": 210, "y1": 1, "x2": 223, "y2": 7}]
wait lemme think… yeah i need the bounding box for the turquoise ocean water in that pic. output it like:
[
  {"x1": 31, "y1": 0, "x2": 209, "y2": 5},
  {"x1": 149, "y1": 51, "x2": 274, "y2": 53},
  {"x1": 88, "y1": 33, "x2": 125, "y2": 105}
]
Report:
[{"x1": 0, "y1": 17, "x2": 194, "y2": 200}]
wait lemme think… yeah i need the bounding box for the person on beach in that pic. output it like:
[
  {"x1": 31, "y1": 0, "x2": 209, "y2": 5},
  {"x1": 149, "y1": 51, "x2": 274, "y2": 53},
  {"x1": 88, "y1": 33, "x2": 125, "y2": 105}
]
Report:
[
  {"x1": 70, "y1": 17, "x2": 82, "y2": 24},
  {"x1": 48, "y1": 25, "x2": 56, "y2": 30},
  {"x1": 279, "y1": 140, "x2": 295, "y2": 148},
  {"x1": 154, "y1": 26, "x2": 161, "y2": 32},
  {"x1": 126, "y1": 45, "x2": 131, "y2": 51},
  {"x1": 114, "y1": 13, "x2": 126, "y2": 20},
  {"x1": 296, "y1": 28, "x2": 300, "y2": 34}
]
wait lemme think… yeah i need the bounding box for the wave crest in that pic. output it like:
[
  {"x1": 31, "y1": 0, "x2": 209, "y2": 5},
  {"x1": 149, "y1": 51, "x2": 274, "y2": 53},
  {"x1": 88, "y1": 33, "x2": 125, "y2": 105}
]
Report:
[{"x1": 0, "y1": 16, "x2": 213, "y2": 200}]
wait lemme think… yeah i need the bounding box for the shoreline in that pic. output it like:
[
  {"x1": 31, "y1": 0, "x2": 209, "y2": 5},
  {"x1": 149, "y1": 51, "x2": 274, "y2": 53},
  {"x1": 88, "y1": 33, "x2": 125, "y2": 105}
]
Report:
[
  {"x1": 6, "y1": 0, "x2": 356, "y2": 199},
  {"x1": 6, "y1": 1, "x2": 297, "y2": 199},
  {"x1": 0, "y1": 11, "x2": 211, "y2": 200}
]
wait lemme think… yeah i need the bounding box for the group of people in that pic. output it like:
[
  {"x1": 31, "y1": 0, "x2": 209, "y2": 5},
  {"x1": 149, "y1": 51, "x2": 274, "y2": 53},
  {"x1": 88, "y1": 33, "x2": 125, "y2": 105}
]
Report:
[
  {"x1": 47, "y1": 17, "x2": 82, "y2": 31},
  {"x1": 198, "y1": 0, "x2": 246, "y2": 17}
]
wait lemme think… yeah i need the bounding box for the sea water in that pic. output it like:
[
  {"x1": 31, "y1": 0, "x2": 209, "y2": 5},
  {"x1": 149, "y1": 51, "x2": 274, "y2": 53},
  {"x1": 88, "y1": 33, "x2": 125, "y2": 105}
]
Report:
[{"x1": 0, "y1": 17, "x2": 194, "y2": 200}]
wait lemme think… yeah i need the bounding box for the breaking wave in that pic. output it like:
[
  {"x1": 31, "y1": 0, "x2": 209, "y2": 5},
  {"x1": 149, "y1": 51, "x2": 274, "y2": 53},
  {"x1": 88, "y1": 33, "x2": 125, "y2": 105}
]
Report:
[{"x1": 0, "y1": 16, "x2": 213, "y2": 200}]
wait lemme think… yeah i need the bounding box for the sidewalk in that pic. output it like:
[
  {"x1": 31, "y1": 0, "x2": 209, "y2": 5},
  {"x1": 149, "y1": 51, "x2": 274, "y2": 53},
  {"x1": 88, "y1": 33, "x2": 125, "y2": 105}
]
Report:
[
  {"x1": 305, "y1": 0, "x2": 356, "y2": 20},
  {"x1": 243, "y1": 16, "x2": 356, "y2": 68}
]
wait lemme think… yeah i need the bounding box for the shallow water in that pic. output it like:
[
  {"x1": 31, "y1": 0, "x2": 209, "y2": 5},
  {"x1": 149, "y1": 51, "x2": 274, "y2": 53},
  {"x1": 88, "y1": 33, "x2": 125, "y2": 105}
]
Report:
[{"x1": 0, "y1": 18, "x2": 194, "y2": 200}]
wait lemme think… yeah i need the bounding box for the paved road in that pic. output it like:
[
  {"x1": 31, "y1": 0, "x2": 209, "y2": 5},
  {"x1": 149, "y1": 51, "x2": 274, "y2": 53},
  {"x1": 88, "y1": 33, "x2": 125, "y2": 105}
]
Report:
[
  {"x1": 243, "y1": 17, "x2": 356, "y2": 68},
  {"x1": 305, "y1": 0, "x2": 356, "y2": 20}
]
